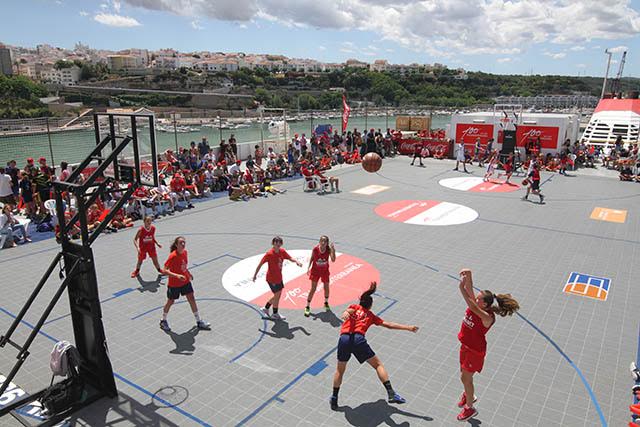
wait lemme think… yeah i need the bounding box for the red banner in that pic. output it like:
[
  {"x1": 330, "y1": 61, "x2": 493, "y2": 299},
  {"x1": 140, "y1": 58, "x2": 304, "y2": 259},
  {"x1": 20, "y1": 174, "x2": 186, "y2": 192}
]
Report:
[
  {"x1": 342, "y1": 95, "x2": 351, "y2": 133},
  {"x1": 398, "y1": 138, "x2": 451, "y2": 156},
  {"x1": 455, "y1": 123, "x2": 494, "y2": 147},
  {"x1": 515, "y1": 125, "x2": 559, "y2": 150}
]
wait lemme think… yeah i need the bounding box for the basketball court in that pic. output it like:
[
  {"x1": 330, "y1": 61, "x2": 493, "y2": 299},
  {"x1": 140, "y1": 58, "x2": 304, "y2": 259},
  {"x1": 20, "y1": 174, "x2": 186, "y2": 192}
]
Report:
[{"x1": 1, "y1": 154, "x2": 638, "y2": 426}]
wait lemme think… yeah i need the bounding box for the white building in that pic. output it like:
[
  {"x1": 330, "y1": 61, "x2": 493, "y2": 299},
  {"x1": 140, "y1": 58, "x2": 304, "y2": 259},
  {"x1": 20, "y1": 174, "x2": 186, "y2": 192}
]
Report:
[{"x1": 40, "y1": 65, "x2": 81, "y2": 85}]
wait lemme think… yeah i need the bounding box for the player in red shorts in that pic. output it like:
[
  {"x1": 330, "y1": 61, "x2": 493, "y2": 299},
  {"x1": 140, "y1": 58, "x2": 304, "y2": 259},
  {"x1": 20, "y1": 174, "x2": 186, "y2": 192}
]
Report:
[
  {"x1": 330, "y1": 282, "x2": 419, "y2": 410},
  {"x1": 159, "y1": 236, "x2": 210, "y2": 331},
  {"x1": 304, "y1": 235, "x2": 336, "y2": 317},
  {"x1": 252, "y1": 236, "x2": 303, "y2": 320},
  {"x1": 131, "y1": 216, "x2": 163, "y2": 278},
  {"x1": 456, "y1": 269, "x2": 519, "y2": 421}
]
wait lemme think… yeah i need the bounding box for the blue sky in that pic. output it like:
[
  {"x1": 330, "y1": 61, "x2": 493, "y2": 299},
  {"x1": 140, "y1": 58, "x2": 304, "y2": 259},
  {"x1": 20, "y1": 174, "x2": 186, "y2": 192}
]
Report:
[{"x1": 2, "y1": 0, "x2": 640, "y2": 77}]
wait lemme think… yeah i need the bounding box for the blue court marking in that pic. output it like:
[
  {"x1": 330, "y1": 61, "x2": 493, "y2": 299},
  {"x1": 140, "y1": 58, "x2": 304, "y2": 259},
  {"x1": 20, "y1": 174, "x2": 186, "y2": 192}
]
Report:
[
  {"x1": 235, "y1": 295, "x2": 398, "y2": 427},
  {"x1": 44, "y1": 287, "x2": 138, "y2": 326},
  {"x1": 42, "y1": 253, "x2": 242, "y2": 326},
  {"x1": 0, "y1": 306, "x2": 213, "y2": 427},
  {"x1": 173, "y1": 232, "x2": 607, "y2": 426},
  {"x1": 451, "y1": 275, "x2": 608, "y2": 427},
  {"x1": 364, "y1": 247, "x2": 439, "y2": 272},
  {"x1": 130, "y1": 297, "x2": 267, "y2": 364},
  {"x1": 0, "y1": 246, "x2": 60, "y2": 265}
]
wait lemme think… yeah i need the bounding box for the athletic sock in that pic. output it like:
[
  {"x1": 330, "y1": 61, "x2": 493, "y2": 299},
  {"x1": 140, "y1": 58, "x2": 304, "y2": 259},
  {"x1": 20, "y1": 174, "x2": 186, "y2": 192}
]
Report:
[
  {"x1": 273, "y1": 307, "x2": 279, "y2": 314},
  {"x1": 383, "y1": 380, "x2": 395, "y2": 398},
  {"x1": 193, "y1": 311, "x2": 201, "y2": 322},
  {"x1": 265, "y1": 302, "x2": 272, "y2": 309},
  {"x1": 162, "y1": 311, "x2": 168, "y2": 321},
  {"x1": 325, "y1": 298, "x2": 329, "y2": 305},
  {"x1": 332, "y1": 387, "x2": 340, "y2": 398}
]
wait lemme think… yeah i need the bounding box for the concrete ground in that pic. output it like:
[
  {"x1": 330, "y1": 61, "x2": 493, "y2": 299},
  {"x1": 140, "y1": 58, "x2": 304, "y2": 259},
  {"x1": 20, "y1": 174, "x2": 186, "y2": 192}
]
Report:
[{"x1": 0, "y1": 156, "x2": 638, "y2": 427}]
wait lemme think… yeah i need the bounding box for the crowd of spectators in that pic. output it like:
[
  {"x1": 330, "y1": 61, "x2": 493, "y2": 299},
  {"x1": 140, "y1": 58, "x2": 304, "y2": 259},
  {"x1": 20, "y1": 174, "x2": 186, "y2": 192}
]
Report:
[
  {"x1": 0, "y1": 126, "x2": 394, "y2": 249},
  {"x1": 3, "y1": 128, "x2": 638, "y2": 249}
]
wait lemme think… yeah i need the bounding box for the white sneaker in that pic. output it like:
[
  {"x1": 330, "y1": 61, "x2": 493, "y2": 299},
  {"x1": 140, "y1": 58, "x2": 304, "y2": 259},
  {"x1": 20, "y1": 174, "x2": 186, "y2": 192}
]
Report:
[
  {"x1": 271, "y1": 312, "x2": 286, "y2": 320},
  {"x1": 260, "y1": 307, "x2": 271, "y2": 318}
]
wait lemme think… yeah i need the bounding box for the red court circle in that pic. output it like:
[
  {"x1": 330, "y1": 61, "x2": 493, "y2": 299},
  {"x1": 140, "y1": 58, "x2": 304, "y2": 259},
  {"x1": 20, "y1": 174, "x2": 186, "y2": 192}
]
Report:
[
  {"x1": 439, "y1": 177, "x2": 520, "y2": 193},
  {"x1": 375, "y1": 200, "x2": 478, "y2": 226},
  {"x1": 222, "y1": 250, "x2": 380, "y2": 310}
]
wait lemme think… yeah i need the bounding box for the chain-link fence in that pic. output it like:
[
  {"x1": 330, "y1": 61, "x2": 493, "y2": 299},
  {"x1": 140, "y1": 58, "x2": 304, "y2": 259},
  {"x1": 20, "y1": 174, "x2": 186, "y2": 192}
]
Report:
[{"x1": 0, "y1": 106, "x2": 455, "y2": 170}]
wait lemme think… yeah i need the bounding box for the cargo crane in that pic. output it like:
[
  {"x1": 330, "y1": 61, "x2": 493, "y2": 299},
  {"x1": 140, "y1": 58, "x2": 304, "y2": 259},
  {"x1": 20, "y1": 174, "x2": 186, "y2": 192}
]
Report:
[{"x1": 609, "y1": 51, "x2": 627, "y2": 97}]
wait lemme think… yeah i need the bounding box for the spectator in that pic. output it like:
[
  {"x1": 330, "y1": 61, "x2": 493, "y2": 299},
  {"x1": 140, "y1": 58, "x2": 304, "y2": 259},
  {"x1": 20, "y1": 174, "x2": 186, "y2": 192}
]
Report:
[
  {"x1": 198, "y1": 137, "x2": 210, "y2": 158},
  {"x1": 6, "y1": 160, "x2": 19, "y2": 198},
  {"x1": 24, "y1": 157, "x2": 37, "y2": 176},
  {"x1": 0, "y1": 167, "x2": 15, "y2": 206},
  {"x1": 33, "y1": 166, "x2": 52, "y2": 217},
  {"x1": 170, "y1": 173, "x2": 193, "y2": 209},
  {"x1": 229, "y1": 134, "x2": 238, "y2": 158},
  {"x1": 229, "y1": 159, "x2": 242, "y2": 176},
  {"x1": 58, "y1": 161, "x2": 70, "y2": 182},
  {"x1": 254, "y1": 145, "x2": 264, "y2": 168},
  {"x1": 1, "y1": 204, "x2": 30, "y2": 247},
  {"x1": 19, "y1": 171, "x2": 35, "y2": 218}
]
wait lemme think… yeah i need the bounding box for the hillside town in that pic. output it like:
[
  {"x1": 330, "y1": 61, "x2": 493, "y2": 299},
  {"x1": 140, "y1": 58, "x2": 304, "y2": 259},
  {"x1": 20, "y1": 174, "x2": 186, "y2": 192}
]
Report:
[{"x1": 0, "y1": 42, "x2": 464, "y2": 86}]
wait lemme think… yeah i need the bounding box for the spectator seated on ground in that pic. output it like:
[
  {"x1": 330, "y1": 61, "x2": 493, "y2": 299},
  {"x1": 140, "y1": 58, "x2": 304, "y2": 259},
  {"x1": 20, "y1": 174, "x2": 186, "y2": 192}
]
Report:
[
  {"x1": 346, "y1": 150, "x2": 361, "y2": 164},
  {"x1": 110, "y1": 208, "x2": 134, "y2": 229},
  {"x1": 619, "y1": 165, "x2": 635, "y2": 181},
  {"x1": 434, "y1": 146, "x2": 446, "y2": 159},
  {"x1": 1, "y1": 203, "x2": 31, "y2": 248},
  {"x1": 169, "y1": 172, "x2": 194, "y2": 209},
  {"x1": 183, "y1": 171, "x2": 201, "y2": 198}
]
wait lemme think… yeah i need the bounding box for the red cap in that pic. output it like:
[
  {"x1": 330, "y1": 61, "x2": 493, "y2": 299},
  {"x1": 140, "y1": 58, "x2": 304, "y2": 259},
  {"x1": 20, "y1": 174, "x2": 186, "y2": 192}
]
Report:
[
  {"x1": 39, "y1": 157, "x2": 46, "y2": 163},
  {"x1": 221, "y1": 160, "x2": 227, "y2": 165},
  {"x1": 27, "y1": 157, "x2": 34, "y2": 163},
  {"x1": 236, "y1": 160, "x2": 241, "y2": 164}
]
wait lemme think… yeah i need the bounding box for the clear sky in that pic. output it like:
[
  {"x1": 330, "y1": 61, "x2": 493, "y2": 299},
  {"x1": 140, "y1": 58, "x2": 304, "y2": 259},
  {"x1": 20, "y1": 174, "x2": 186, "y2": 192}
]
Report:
[{"x1": 2, "y1": 0, "x2": 640, "y2": 77}]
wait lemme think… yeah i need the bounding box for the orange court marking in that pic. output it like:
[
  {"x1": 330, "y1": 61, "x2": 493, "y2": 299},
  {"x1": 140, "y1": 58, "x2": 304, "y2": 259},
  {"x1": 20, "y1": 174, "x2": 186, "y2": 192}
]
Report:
[
  {"x1": 590, "y1": 207, "x2": 627, "y2": 223},
  {"x1": 563, "y1": 272, "x2": 610, "y2": 301}
]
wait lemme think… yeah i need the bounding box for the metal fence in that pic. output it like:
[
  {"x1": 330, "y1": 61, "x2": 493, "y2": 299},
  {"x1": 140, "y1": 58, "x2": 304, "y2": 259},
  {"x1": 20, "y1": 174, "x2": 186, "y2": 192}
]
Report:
[{"x1": 0, "y1": 106, "x2": 457, "y2": 169}]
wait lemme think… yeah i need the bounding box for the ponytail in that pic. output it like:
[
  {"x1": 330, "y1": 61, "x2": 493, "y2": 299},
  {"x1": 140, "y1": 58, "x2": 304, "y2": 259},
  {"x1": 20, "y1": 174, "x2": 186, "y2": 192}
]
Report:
[
  {"x1": 493, "y1": 293, "x2": 520, "y2": 317},
  {"x1": 482, "y1": 291, "x2": 519, "y2": 317},
  {"x1": 359, "y1": 282, "x2": 377, "y2": 309}
]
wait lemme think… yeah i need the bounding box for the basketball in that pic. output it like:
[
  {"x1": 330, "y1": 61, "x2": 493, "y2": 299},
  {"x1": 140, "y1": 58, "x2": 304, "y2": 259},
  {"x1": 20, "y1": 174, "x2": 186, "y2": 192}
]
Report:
[
  {"x1": 521, "y1": 179, "x2": 529, "y2": 186},
  {"x1": 362, "y1": 153, "x2": 382, "y2": 173}
]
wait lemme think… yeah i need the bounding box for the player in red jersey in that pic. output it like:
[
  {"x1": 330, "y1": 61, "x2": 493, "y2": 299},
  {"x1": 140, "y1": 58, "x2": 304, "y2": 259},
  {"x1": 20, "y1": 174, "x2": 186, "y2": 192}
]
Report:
[
  {"x1": 522, "y1": 163, "x2": 545, "y2": 204},
  {"x1": 330, "y1": 282, "x2": 418, "y2": 410},
  {"x1": 497, "y1": 153, "x2": 514, "y2": 184},
  {"x1": 304, "y1": 235, "x2": 336, "y2": 317},
  {"x1": 456, "y1": 269, "x2": 519, "y2": 421},
  {"x1": 252, "y1": 236, "x2": 303, "y2": 320},
  {"x1": 131, "y1": 216, "x2": 162, "y2": 278},
  {"x1": 159, "y1": 236, "x2": 210, "y2": 331}
]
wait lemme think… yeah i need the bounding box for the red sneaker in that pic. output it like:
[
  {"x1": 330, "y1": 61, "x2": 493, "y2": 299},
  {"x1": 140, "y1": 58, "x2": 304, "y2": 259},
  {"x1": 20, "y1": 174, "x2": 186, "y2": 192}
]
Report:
[
  {"x1": 630, "y1": 404, "x2": 640, "y2": 415},
  {"x1": 457, "y1": 406, "x2": 478, "y2": 422},
  {"x1": 456, "y1": 393, "x2": 477, "y2": 408},
  {"x1": 130, "y1": 270, "x2": 139, "y2": 278}
]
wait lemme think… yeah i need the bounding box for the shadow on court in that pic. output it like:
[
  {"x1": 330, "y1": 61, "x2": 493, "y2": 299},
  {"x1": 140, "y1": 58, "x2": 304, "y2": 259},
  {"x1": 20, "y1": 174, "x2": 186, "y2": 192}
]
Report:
[
  {"x1": 309, "y1": 310, "x2": 342, "y2": 327},
  {"x1": 165, "y1": 326, "x2": 199, "y2": 355},
  {"x1": 337, "y1": 399, "x2": 433, "y2": 426},
  {"x1": 259, "y1": 320, "x2": 311, "y2": 339},
  {"x1": 136, "y1": 275, "x2": 163, "y2": 293},
  {"x1": 66, "y1": 390, "x2": 181, "y2": 426}
]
